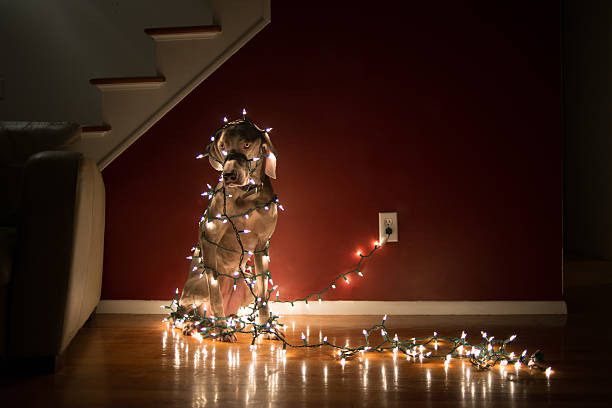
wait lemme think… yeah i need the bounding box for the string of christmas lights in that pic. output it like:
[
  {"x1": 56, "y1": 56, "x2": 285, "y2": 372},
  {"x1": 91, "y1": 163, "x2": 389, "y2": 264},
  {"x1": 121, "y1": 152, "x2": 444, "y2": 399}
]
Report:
[{"x1": 164, "y1": 111, "x2": 552, "y2": 377}]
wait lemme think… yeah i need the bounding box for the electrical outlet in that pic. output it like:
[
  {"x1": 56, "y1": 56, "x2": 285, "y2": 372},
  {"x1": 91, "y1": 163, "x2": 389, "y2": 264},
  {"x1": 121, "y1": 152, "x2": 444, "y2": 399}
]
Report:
[{"x1": 379, "y1": 212, "x2": 398, "y2": 243}]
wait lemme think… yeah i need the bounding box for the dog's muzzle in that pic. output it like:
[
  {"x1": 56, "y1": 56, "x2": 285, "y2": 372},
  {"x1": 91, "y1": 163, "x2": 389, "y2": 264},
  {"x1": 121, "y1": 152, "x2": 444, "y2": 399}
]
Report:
[
  {"x1": 222, "y1": 152, "x2": 248, "y2": 184},
  {"x1": 224, "y1": 152, "x2": 248, "y2": 164}
]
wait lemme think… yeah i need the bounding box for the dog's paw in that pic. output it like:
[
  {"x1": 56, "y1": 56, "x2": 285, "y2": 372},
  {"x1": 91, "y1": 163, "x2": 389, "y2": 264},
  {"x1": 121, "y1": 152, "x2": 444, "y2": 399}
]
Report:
[
  {"x1": 219, "y1": 330, "x2": 238, "y2": 343},
  {"x1": 182, "y1": 321, "x2": 196, "y2": 336},
  {"x1": 261, "y1": 332, "x2": 279, "y2": 340},
  {"x1": 261, "y1": 328, "x2": 285, "y2": 341}
]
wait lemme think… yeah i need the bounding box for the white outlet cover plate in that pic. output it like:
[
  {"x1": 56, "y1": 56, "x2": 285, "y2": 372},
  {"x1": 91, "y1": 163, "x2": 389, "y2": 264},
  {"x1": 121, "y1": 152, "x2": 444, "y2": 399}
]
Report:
[{"x1": 379, "y1": 212, "x2": 398, "y2": 243}]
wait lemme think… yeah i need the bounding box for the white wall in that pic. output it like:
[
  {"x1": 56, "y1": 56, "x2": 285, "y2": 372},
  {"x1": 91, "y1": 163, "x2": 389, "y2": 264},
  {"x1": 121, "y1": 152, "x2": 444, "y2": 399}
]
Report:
[{"x1": 0, "y1": 0, "x2": 213, "y2": 125}]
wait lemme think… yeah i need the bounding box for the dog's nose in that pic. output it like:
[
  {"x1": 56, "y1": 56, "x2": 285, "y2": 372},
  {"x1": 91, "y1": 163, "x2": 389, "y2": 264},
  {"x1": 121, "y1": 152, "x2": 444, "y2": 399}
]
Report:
[{"x1": 223, "y1": 171, "x2": 238, "y2": 183}]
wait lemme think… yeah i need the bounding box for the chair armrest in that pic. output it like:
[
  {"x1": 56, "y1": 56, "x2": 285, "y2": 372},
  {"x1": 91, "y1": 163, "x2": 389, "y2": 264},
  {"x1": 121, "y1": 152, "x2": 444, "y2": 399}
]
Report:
[{"x1": 8, "y1": 151, "x2": 82, "y2": 358}]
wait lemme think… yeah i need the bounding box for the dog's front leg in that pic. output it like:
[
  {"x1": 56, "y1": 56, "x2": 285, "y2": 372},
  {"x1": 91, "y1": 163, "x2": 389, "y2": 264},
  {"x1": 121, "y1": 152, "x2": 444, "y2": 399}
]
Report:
[
  {"x1": 200, "y1": 224, "x2": 237, "y2": 342},
  {"x1": 254, "y1": 250, "x2": 280, "y2": 340}
]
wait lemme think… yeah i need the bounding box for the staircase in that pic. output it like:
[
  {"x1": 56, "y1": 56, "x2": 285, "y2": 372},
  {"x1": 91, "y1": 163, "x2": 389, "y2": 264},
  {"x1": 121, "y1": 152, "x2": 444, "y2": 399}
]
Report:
[{"x1": 65, "y1": 0, "x2": 270, "y2": 169}]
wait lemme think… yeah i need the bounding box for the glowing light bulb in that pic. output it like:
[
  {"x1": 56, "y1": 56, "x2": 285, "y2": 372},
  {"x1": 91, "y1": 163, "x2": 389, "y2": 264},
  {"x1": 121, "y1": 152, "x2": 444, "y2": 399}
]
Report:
[
  {"x1": 223, "y1": 117, "x2": 228, "y2": 123},
  {"x1": 363, "y1": 329, "x2": 368, "y2": 336},
  {"x1": 210, "y1": 136, "x2": 215, "y2": 141},
  {"x1": 244, "y1": 214, "x2": 249, "y2": 220},
  {"x1": 545, "y1": 367, "x2": 552, "y2": 377},
  {"x1": 331, "y1": 284, "x2": 336, "y2": 289},
  {"x1": 243, "y1": 229, "x2": 251, "y2": 234},
  {"x1": 323, "y1": 336, "x2": 328, "y2": 342},
  {"x1": 461, "y1": 331, "x2": 467, "y2": 339},
  {"x1": 210, "y1": 278, "x2": 217, "y2": 285},
  {"x1": 383, "y1": 314, "x2": 387, "y2": 321},
  {"x1": 196, "y1": 154, "x2": 204, "y2": 159},
  {"x1": 301, "y1": 333, "x2": 306, "y2": 340},
  {"x1": 356, "y1": 251, "x2": 362, "y2": 257},
  {"x1": 266, "y1": 128, "x2": 273, "y2": 132},
  {"x1": 509, "y1": 334, "x2": 517, "y2": 342},
  {"x1": 358, "y1": 271, "x2": 363, "y2": 276},
  {"x1": 242, "y1": 108, "x2": 247, "y2": 116}
]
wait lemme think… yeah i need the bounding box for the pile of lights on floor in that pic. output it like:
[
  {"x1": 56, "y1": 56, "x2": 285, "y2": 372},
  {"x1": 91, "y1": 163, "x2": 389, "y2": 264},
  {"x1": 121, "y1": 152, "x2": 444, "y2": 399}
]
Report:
[{"x1": 163, "y1": 111, "x2": 552, "y2": 378}]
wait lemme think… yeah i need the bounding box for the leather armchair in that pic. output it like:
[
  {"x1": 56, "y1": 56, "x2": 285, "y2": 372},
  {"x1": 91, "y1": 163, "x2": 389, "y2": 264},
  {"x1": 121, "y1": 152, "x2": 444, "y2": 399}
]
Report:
[{"x1": 0, "y1": 122, "x2": 105, "y2": 373}]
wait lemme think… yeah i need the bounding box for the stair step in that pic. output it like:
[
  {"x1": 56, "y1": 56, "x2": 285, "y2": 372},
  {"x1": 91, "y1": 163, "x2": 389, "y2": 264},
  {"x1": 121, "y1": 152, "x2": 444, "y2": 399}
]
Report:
[
  {"x1": 81, "y1": 124, "x2": 111, "y2": 138},
  {"x1": 145, "y1": 25, "x2": 222, "y2": 41},
  {"x1": 89, "y1": 76, "x2": 166, "y2": 90}
]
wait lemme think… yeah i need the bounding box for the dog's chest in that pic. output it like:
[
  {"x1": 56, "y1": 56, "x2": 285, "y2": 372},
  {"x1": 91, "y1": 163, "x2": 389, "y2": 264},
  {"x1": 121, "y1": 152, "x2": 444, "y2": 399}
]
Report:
[{"x1": 205, "y1": 195, "x2": 278, "y2": 247}]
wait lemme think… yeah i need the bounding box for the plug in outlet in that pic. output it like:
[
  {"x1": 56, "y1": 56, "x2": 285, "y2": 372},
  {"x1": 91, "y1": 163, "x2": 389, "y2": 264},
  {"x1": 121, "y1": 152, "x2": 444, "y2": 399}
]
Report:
[{"x1": 379, "y1": 212, "x2": 398, "y2": 243}]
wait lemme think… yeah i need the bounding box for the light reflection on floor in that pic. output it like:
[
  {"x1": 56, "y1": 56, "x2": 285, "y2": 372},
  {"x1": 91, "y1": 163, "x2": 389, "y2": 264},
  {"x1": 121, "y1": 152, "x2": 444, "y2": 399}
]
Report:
[{"x1": 159, "y1": 317, "x2": 558, "y2": 406}]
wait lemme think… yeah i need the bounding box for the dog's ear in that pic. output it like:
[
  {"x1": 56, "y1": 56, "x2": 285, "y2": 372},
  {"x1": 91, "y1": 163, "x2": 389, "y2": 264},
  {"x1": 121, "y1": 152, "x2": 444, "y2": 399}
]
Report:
[
  {"x1": 207, "y1": 133, "x2": 224, "y2": 171},
  {"x1": 261, "y1": 131, "x2": 277, "y2": 179}
]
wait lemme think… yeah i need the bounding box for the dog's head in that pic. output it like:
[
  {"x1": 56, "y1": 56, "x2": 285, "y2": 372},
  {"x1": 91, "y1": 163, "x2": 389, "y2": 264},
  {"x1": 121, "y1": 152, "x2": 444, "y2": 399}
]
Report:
[{"x1": 207, "y1": 120, "x2": 277, "y2": 186}]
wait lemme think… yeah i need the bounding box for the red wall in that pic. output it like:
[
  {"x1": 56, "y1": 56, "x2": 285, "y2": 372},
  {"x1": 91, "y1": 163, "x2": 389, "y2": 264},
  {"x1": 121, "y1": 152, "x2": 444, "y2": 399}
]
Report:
[{"x1": 102, "y1": 1, "x2": 562, "y2": 301}]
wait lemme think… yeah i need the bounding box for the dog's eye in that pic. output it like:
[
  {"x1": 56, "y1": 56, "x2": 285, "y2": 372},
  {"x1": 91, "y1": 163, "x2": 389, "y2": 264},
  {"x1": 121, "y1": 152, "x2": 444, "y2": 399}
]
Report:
[{"x1": 243, "y1": 143, "x2": 250, "y2": 149}]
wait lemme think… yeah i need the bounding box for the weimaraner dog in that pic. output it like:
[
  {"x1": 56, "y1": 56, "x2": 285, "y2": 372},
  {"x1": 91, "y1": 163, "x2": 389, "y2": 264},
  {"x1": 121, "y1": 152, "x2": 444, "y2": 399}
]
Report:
[{"x1": 179, "y1": 119, "x2": 278, "y2": 342}]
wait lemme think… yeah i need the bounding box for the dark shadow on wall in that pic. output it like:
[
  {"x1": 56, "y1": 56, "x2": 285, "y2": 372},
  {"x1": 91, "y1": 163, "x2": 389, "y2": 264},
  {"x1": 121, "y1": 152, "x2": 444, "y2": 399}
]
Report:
[
  {"x1": 563, "y1": 0, "x2": 612, "y2": 260},
  {"x1": 563, "y1": 0, "x2": 612, "y2": 313}
]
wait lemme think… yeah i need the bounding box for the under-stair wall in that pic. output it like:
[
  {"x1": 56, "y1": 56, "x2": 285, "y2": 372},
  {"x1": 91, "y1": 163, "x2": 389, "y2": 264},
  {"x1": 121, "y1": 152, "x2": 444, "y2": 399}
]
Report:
[
  {"x1": 0, "y1": 0, "x2": 271, "y2": 169},
  {"x1": 0, "y1": 0, "x2": 214, "y2": 126}
]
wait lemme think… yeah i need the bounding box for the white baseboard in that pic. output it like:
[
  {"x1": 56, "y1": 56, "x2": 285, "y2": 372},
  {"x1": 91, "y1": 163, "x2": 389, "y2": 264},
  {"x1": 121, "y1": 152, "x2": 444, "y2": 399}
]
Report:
[{"x1": 97, "y1": 300, "x2": 567, "y2": 315}]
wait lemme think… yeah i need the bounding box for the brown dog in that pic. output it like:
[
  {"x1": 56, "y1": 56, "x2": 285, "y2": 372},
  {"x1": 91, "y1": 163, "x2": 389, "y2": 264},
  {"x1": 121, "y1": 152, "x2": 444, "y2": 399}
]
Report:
[{"x1": 179, "y1": 120, "x2": 278, "y2": 342}]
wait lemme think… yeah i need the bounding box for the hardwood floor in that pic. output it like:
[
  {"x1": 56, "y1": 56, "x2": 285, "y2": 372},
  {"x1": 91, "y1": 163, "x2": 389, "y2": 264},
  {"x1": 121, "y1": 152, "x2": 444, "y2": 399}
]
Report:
[{"x1": 1, "y1": 313, "x2": 609, "y2": 407}]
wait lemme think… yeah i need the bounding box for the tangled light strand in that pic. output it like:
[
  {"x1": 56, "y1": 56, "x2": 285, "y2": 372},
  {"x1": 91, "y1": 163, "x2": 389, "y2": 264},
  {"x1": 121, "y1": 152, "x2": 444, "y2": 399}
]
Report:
[{"x1": 164, "y1": 111, "x2": 552, "y2": 377}]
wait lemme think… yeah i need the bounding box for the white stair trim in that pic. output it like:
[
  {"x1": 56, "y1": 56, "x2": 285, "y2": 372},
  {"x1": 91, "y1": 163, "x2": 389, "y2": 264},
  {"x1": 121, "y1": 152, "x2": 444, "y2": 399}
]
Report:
[
  {"x1": 81, "y1": 126, "x2": 111, "y2": 139},
  {"x1": 91, "y1": 81, "x2": 166, "y2": 91},
  {"x1": 146, "y1": 26, "x2": 222, "y2": 41},
  {"x1": 97, "y1": 300, "x2": 568, "y2": 315}
]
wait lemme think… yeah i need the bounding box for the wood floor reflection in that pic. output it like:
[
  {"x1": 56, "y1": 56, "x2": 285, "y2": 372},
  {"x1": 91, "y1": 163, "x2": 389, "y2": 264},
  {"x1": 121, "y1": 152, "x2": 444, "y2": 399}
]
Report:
[{"x1": 1, "y1": 314, "x2": 610, "y2": 407}]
